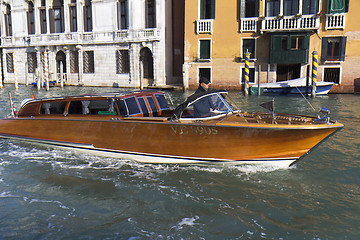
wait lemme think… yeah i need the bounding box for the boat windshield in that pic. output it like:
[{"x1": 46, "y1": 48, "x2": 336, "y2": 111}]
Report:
[{"x1": 181, "y1": 92, "x2": 237, "y2": 119}]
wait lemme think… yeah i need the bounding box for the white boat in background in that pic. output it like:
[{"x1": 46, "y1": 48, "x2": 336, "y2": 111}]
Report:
[{"x1": 250, "y1": 77, "x2": 334, "y2": 95}]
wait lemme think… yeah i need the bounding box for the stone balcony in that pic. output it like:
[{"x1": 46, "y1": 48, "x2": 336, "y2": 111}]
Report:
[
  {"x1": 261, "y1": 15, "x2": 320, "y2": 33},
  {"x1": 325, "y1": 13, "x2": 346, "y2": 30},
  {"x1": 240, "y1": 17, "x2": 258, "y2": 32},
  {"x1": 0, "y1": 28, "x2": 161, "y2": 47},
  {"x1": 196, "y1": 19, "x2": 213, "y2": 34}
]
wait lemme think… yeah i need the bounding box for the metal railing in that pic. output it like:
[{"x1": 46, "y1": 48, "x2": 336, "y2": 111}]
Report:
[{"x1": 325, "y1": 13, "x2": 346, "y2": 30}]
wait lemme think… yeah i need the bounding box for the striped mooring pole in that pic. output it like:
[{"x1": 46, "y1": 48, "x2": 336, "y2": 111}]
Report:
[
  {"x1": 244, "y1": 50, "x2": 250, "y2": 96},
  {"x1": 44, "y1": 50, "x2": 49, "y2": 91},
  {"x1": 0, "y1": 55, "x2": 3, "y2": 89},
  {"x1": 311, "y1": 50, "x2": 318, "y2": 97},
  {"x1": 14, "y1": 52, "x2": 18, "y2": 89}
]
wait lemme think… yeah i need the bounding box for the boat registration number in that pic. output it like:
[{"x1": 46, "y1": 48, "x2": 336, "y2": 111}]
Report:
[{"x1": 170, "y1": 125, "x2": 218, "y2": 135}]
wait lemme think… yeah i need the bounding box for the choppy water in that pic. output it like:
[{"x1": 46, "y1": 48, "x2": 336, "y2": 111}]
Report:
[{"x1": 0, "y1": 85, "x2": 359, "y2": 239}]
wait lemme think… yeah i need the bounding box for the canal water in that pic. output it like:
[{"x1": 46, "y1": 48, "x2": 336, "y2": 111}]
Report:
[{"x1": 0, "y1": 85, "x2": 359, "y2": 239}]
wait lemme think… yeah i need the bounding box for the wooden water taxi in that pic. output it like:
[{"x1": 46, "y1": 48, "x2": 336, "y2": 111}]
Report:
[{"x1": 0, "y1": 90, "x2": 343, "y2": 166}]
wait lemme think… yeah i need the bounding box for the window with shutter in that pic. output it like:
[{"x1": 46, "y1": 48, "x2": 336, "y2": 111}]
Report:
[
  {"x1": 241, "y1": 67, "x2": 255, "y2": 83},
  {"x1": 27, "y1": 53, "x2": 37, "y2": 73},
  {"x1": 270, "y1": 34, "x2": 309, "y2": 64},
  {"x1": 200, "y1": 0, "x2": 215, "y2": 19},
  {"x1": 84, "y1": 0, "x2": 92, "y2": 32},
  {"x1": 5, "y1": 4, "x2": 12, "y2": 36},
  {"x1": 69, "y1": 1, "x2": 77, "y2": 32},
  {"x1": 40, "y1": 1, "x2": 47, "y2": 34},
  {"x1": 116, "y1": 50, "x2": 130, "y2": 74},
  {"x1": 242, "y1": 39, "x2": 256, "y2": 59},
  {"x1": 70, "y1": 51, "x2": 79, "y2": 73},
  {"x1": 199, "y1": 68, "x2": 211, "y2": 83},
  {"x1": 321, "y1": 37, "x2": 347, "y2": 62},
  {"x1": 117, "y1": 0, "x2": 128, "y2": 30},
  {"x1": 303, "y1": 0, "x2": 319, "y2": 15},
  {"x1": 324, "y1": 67, "x2": 340, "y2": 84},
  {"x1": 239, "y1": 0, "x2": 260, "y2": 18},
  {"x1": 284, "y1": 0, "x2": 299, "y2": 16},
  {"x1": 6, "y1": 53, "x2": 14, "y2": 73},
  {"x1": 329, "y1": 0, "x2": 345, "y2": 13},
  {"x1": 247, "y1": 0, "x2": 259, "y2": 17},
  {"x1": 52, "y1": 0, "x2": 64, "y2": 33},
  {"x1": 27, "y1": 2, "x2": 35, "y2": 35},
  {"x1": 266, "y1": 0, "x2": 280, "y2": 17},
  {"x1": 145, "y1": 0, "x2": 156, "y2": 28},
  {"x1": 83, "y1": 51, "x2": 94, "y2": 73},
  {"x1": 199, "y1": 40, "x2": 211, "y2": 60}
]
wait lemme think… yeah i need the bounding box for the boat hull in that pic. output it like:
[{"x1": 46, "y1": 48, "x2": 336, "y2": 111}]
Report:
[
  {"x1": 0, "y1": 117, "x2": 342, "y2": 165},
  {"x1": 250, "y1": 78, "x2": 334, "y2": 95}
]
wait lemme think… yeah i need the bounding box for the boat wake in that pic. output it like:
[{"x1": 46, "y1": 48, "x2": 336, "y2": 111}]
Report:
[{"x1": 1, "y1": 140, "x2": 293, "y2": 177}]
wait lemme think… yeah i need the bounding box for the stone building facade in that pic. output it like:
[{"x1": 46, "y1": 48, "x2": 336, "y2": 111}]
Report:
[
  {"x1": 183, "y1": 0, "x2": 359, "y2": 93},
  {"x1": 0, "y1": 0, "x2": 183, "y2": 88}
]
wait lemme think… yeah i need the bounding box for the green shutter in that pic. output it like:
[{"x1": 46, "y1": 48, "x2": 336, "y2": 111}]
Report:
[
  {"x1": 200, "y1": 40, "x2": 210, "y2": 59},
  {"x1": 340, "y1": 36, "x2": 347, "y2": 61},
  {"x1": 239, "y1": 0, "x2": 245, "y2": 18},
  {"x1": 200, "y1": 0, "x2": 216, "y2": 19},
  {"x1": 330, "y1": 0, "x2": 345, "y2": 13},
  {"x1": 243, "y1": 39, "x2": 255, "y2": 59},
  {"x1": 273, "y1": 37, "x2": 283, "y2": 51},
  {"x1": 210, "y1": 0, "x2": 216, "y2": 19},
  {"x1": 321, "y1": 37, "x2": 328, "y2": 62},
  {"x1": 303, "y1": 34, "x2": 310, "y2": 49},
  {"x1": 200, "y1": 0, "x2": 206, "y2": 19}
]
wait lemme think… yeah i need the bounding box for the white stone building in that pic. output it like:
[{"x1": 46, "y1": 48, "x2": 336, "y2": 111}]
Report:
[{"x1": 0, "y1": 0, "x2": 183, "y2": 88}]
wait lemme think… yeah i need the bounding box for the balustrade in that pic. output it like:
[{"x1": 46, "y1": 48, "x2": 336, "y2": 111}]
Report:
[
  {"x1": 196, "y1": 19, "x2": 213, "y2": 34},
  {"x1": 326, "y1": 13, "x2": 346, "y2": 30},
  {"x1": 1, "y1": 28, "x2": 160, "y2": 47},
  {"x1": 261, "y1": 15, "x2": 319, "y2": 32},
  {"x1": 240, "y1": 17, "x2": 257, "y2": 32}
]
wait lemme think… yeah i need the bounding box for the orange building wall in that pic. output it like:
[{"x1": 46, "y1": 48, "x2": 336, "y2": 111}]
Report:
[{"x1": 184, "y1": 0, "x2": 360, "y2": 93}]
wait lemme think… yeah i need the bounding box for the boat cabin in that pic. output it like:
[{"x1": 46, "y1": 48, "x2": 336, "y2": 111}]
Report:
[
  {"x1": 170, "y1": 91, "x2": 239, "y2": 120},
  {"x1": 18, "y1": 91, "x2": 172, "y2": 118}
]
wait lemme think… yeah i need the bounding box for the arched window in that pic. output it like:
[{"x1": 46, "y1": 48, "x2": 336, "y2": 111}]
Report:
[
  {"x1": 145, "y1": 0, "x2": 156, "y2": 28},
  {"x1": 69, "y1": 0, "x2": 77, "y2": 32},
  {"x1": 51, "y1": 0, "x2": 64, "y2": 33},
  {"x1": 27, "y1": 2, "x2": 35, "y2": 35},
  {"x1": 4, "y1": 4, "x2": 12, "y2": 36},
  {"x1": 84, "y1": 0, "x2": 92, "y2": 32},
  {"x1": 117, "y1": 0, "x2": 128, "y2": 30}
]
